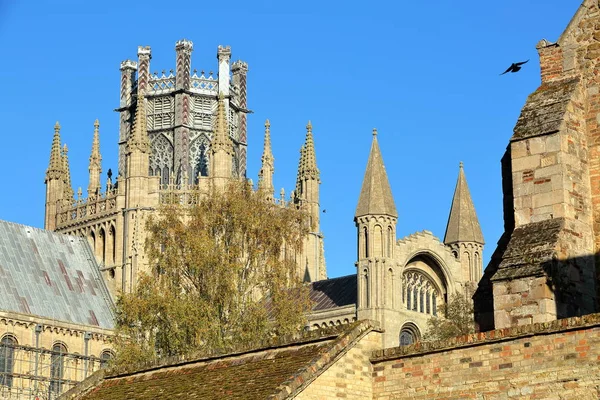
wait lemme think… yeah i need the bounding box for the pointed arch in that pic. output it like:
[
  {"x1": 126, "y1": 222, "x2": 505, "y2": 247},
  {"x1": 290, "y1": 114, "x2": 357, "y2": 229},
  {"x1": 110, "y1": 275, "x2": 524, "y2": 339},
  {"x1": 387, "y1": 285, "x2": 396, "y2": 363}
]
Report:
[
  {"x1": 474, "y1": 251, "x2": 481, "y2": 281},
  {"x1": 109, "y1": 224, "x2": 116, "y2": 265},
  {"x1": 462, "y1": 251, "x2": 472, "y2": 281},
  {"x1": 363, "y1": 227, "x2": 369, "y2": 258}
]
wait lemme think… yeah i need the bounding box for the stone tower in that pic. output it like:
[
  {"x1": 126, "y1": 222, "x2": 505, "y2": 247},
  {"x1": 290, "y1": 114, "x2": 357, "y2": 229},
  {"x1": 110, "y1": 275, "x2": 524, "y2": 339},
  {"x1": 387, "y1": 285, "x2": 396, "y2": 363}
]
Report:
[
  {"x1": 475, "y1": 0, "x2": 600, "y2": 331},
  {"x1": 443, "y1": 162, "x2": 484, "y2": 285},
  {"x1": 43, "y1": 40, "x2": 327, "y2": 297},
  {"x1": 355, "y1": 129, "x2": 398, "y2": 335}
]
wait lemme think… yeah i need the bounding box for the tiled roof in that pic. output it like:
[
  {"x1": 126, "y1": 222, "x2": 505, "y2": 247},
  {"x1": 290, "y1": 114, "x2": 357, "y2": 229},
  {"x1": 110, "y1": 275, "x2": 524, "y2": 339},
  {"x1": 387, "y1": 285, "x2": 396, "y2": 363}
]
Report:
[
  {"x1": 309, "y1": 275, "x2": 357, "y2": 311},
  {"x1": 67, "y1": 321, "x2": 379, "y2": 400},
  {"x1": 511, "y1": 78, "x2": 579, "y2": 142},
  {"x1": 0, "y1": 220, "x2": 114, "y2": 329}
]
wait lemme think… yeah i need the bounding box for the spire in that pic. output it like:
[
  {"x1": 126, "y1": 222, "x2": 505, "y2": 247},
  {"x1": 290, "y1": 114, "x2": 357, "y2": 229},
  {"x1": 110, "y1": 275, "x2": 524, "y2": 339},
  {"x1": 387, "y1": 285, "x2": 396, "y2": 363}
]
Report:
[
  {"x1": 355, "y1": 129, "x2": 397, "y2": 218},
  {"x1": 443, "y1": 162, "x2": 484, "y2": 245},
  {"x1": 211, "y1": 92, "x2": 233, "y2": 155},
  {"x1": 300, "y1": 121, "x2": 319, "y2": 179},
  {"x1": 62, "y1": 144, "x2": 74, "y2": 202},
  {"x1": 88, "y1": 119, "x2": 102, "y2": 196},
  {"x1": 126, "y1": 94, "x2": 149, "y2": 154},
  {"x1": 258, "y1": 119, "x2": 274, "y2": 196},
  {"x1": 46, "y1": 122, "x2": 64, "y2": 182}
]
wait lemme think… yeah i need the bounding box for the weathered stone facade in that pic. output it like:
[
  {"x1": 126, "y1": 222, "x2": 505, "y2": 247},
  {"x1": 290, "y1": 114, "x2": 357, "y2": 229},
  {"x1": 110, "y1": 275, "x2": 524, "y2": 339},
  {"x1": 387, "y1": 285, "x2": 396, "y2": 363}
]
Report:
[{"x1": 476, "y1": 0, "x2": 600, "y2": 331}]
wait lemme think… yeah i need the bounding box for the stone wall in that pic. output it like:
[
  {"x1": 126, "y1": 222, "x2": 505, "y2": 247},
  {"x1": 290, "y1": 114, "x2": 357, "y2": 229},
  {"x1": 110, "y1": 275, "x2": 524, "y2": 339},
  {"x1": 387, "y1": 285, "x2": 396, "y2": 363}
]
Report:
[
  {"x1": 296, "y1": 330, "x2": 381, "y2": 400},
  {"x1": 371, "y1": 314, "x2": 600, "y2": 400}
]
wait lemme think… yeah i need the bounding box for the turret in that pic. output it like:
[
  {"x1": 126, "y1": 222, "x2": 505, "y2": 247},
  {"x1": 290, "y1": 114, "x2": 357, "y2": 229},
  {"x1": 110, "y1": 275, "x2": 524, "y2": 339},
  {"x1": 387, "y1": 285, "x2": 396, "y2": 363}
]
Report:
[
  {"x1": 355, "y1": 129, "x2": 397, "y2": 312},
  {"x1": 210, "y1": 92, "x2": 233, "y2": 191},
  {"x1": 88, "y1": 119, "x2": 102, "y2": 198},
  {"x1": 44, "y1": 122, "x2": 65, "y2": 230},
  {"x1": 258, "y1": 119, "x2": 274, "y2": 202},
  {"x1": 443, "y1": 162, "x2": 484, "y2": 284}
]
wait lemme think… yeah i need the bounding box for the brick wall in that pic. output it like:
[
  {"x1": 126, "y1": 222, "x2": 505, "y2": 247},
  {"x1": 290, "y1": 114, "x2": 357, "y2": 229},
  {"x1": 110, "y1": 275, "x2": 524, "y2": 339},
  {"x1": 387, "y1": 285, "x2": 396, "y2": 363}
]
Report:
[
  {"x1": 296, "y1": 330, "x2": 381, "y2": 400},
  {"x1": 371, "y1": 314, "x2": 600, "y2": 399}
]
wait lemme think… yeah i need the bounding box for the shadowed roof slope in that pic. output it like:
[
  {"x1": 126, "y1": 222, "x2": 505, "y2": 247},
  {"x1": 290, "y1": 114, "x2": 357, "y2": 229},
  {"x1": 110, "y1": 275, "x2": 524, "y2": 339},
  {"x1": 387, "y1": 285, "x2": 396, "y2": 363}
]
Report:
[
  {"x1": 65, "y1": 321, "x2": 379, "y2": 400},
  {"x1": 309, "y1": 274, "x2": 357, "y2": 311},
  {"x1": 0, "y1": 220, "x2": 114, "y2": 329},
  {"x1": 355, "y1": 130, "x2": 397, "y2": 218},
  {"x1": 444, "y1": 163, "x2": 484, "y2": 245}
]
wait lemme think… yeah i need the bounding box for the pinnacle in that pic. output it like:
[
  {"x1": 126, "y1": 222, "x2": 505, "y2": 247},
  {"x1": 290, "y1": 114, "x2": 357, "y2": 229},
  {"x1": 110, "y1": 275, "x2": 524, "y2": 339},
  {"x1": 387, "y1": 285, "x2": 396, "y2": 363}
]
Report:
[
  {"x1": 301, "y1": 120, "x2": 319, "y2": 179},
  {"x1": 211, "y1": 92, "x2": 233, "y2": 155},
  {"x1": 127, "y1": 94, "x2": 149, "y2": 154},
  {"x1": 443, "y1": 163, "x2": 484, "y2": 245},
  {"x1": 62, "y1": 143, "x2": 74, "y2": 200},
  {"x1": 46, "y1": 121, "x2": 64, "y2": 182},
  {"x1": 355, "y1": 131, "x2": 397, "y2": 218}
]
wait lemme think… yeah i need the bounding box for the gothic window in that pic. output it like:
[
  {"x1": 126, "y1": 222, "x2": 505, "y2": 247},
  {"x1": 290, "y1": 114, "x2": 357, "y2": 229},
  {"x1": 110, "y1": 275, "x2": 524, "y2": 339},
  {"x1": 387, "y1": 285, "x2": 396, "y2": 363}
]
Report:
[
  {"x1": 412, "y1": 287, "x2": 418, "y2": 311},
  {"x1": 147, "y1": 97, "x2": 174, "y2": 130},
  {"x1": 433, "y1": 294, "x2": 438, "y2": 316},
  {"x1": 419, "y1": 289, "x2": 424, "y2": 313},
  {"x1": 406, "y1": 286, "x2": 411, "y2": 311},
  {"x1": 50, "y1": 342, "x2": 67, "y2": 394},
  {"x1": 189, "y1": 137, "x2": 209, "y2": 181},
  {"x1": 399, "y1": 330, "x2": 413, "y2": 346},
  {"x1": 426, "y1": 291, "x2": 431, "y2": 314},
  {"x1": 0, "y1": 335, "x2": 16, "y2": 388},
  {"x1": 149, "y1": 133, "x2": 173, "y2": 186}
]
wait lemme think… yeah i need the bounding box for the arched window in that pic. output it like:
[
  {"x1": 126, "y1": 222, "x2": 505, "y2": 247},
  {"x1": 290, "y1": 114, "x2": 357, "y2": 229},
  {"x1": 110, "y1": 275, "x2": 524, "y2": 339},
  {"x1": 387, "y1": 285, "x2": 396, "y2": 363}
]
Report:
[
  {"x1": 98, "y1": 228, "x2": 106, "y2": 264},
  {"x1": 399, "y1": 323, "x2": 420, "y2": 346},
  {"x1": 100, "y1": 350, "x2": 114, "y2": 369},
  {"x1": 363, "y1": 227, "x2": 369, "y2": 258},
  {"x1": 50, "y1": 343, "x2": 67, "y2": 394},
  {"x1": 403, "y1": 270, "x2": 443, "y2": 315},
  {"x1": 0, "y1": 335, "x2": 16, "y2": 387},
  {"x1": 387, "y1": 226, "x2": 394, "y2": 257}
]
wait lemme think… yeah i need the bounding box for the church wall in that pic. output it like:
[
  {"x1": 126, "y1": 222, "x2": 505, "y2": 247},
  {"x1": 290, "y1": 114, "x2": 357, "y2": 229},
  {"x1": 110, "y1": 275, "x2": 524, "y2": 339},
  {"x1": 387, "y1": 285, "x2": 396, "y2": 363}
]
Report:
[
  {"x1": 295, "y1": 330, "x2": 381, "y2": 400},
  {"x1": 0, "y1": 310, "x2": 113, "y2": 398},
  {"x1": 371, "y1": 314, "x2": 600, "y2": 399}
]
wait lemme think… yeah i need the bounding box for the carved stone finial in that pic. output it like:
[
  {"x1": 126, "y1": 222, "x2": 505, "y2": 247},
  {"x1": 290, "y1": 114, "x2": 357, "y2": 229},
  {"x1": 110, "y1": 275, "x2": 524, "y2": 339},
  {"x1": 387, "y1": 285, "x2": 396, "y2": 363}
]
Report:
[
  {"x1": 306, "y1": 120, "x2": 312, "y2": 132},
  {"x1": 372, "y1": 128, "x2": 378, "y2": 136},
  {"x1": 265, "y1": 119, "x2": 270, "y2": 129},
  {"x1": 459, "y1": 161, "x2": 464, "y2": 169},
  {"x1": 54, "y1": 121, "x2": 61, "y2": 133},
  {"x1": 63, "y1": 143, "x2": 68, "y2": 155}
]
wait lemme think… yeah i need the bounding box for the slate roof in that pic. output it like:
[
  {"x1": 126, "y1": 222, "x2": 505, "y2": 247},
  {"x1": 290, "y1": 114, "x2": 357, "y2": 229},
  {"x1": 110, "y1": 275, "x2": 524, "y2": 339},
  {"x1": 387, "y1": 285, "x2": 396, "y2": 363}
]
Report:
[
  {"x1": 511, "y1": 78, "x2": 580, "y2": 142},
  {"x1": 443, "y1": 163, "x2": 484, "y2": 245},
  {"x1": 66, "y1": 321, "x2": 379, "y2": 400},
  {"x1": 0, "y1": 220, "x2": 114, "y2": 329},
  {"x1": 309, "y1": 274, "x2": 357, "y2": 311},
  {"x1": 355, "y1": 132, "x2": 397, "y2": 218}
]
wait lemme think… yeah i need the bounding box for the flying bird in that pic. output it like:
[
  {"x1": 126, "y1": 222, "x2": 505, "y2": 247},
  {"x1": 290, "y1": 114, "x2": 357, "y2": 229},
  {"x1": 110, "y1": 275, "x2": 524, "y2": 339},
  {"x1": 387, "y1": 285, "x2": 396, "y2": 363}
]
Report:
[{"x1": 500, "y1": 60, "x2": 529, "y2": 75}]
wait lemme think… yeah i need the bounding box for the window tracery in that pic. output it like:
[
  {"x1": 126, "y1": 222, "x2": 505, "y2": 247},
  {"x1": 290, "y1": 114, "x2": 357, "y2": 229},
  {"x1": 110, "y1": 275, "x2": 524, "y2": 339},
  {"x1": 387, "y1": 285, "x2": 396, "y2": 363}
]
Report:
[
  {"x1": 50, "y1": 342, "x2": 67, "y2": 394},
  {"x1": 403, "y1": 270, "x2": 439, "y2": 316},
  {"x1": 149, "y1": 133, "x2": 174, "y2": 186},
  {"x1": 189, "y1": 136, "x2": 210, "y2": 181}
]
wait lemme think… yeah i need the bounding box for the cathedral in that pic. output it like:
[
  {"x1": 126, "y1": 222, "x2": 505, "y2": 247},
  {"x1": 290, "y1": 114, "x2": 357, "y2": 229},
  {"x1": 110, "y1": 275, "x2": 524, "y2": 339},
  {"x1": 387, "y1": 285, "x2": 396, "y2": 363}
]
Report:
[{"x1": 43, "y1": 40, "x2": 484, "y2": 349}]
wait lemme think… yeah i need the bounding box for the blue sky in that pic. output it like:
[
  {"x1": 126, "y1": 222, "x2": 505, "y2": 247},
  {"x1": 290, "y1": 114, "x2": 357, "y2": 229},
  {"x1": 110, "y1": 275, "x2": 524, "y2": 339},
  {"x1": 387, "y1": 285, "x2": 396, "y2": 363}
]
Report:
[{"x1": 0, "y1": 0, "x2": 581, "y2": 279}]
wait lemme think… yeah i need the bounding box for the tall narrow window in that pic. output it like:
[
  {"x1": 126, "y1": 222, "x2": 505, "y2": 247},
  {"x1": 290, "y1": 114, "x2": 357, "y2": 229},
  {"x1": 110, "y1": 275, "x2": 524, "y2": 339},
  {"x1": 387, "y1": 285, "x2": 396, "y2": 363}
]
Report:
[
  {"x1": 363, "y1": 227, "x2": 369, "y2": 258},
  {"x1": 406, "y1": 286, "x2": 411, "y2": 310},
  {"x1": 0, "y1": 335, "x2": 16, "y2": 388},
  {"x1": 50, "y1": 343, "x2": 67, "y2": 395},
  {"x1": 413, "y1": 287, "x2": 418, "y2": 311},
  {"x1": 387, "y1": 226, "x2": 393, "y2": 257},
  {"x1": 433, "y1": 293, "x2": 438, "y2": 316},
  {"x1": 420, "y1": 289, "x2": 424, "y2": 313}
]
